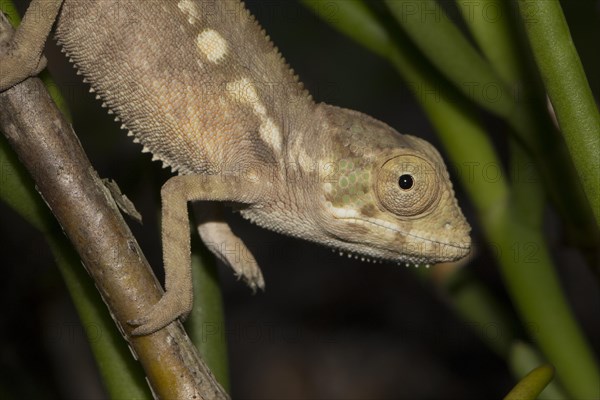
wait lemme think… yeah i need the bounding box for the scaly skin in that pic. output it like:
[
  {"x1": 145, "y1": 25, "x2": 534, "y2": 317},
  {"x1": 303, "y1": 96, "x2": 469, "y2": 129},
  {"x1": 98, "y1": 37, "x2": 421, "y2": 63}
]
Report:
[{"x1": 0, "y1": 0, "x2": 470, "y2": 335}]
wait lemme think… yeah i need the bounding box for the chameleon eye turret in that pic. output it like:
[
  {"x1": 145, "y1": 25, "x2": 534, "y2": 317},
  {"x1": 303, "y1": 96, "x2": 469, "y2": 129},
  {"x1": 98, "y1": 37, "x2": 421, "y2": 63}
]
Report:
[{"x1": 376, "y1": 154, "x2": 441, "y2": 218}]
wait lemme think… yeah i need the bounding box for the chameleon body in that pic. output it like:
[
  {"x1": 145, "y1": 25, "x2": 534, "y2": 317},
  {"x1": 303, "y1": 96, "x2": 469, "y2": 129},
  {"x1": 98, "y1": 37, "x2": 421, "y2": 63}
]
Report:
[{"x1": 1, "y1": 0, "x2": 470, "y2": 335}]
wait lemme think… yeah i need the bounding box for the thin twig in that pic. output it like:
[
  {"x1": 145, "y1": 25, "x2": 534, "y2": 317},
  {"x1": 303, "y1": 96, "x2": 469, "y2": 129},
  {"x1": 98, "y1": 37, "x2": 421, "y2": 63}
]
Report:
[{"x1": 0, "y1": 13, "x2": 228, "y2": 400}]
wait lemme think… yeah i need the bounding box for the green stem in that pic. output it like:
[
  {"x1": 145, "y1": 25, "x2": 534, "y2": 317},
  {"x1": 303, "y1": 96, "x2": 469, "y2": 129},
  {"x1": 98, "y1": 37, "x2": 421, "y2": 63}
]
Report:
[
  {"x1": 384, "y1": 0, "x2": 514, "y2": 118},
  {"x1": 455, "y1": 0, "x2": 521, "y2": 86},
  {"x1": 509, "y1": 341, "x2": 568, "y2": 400},
  {"x1": 1, "y1": 2, "x2": 147, "y2": 397},
  {"x1": 0, "y1": 135, "x2": 150, "y2": 399},
  {"x1": 185, "y1": 234, "x2": 230, "y2": 391},
  {"x1": 46, "y1": 236, "x2": 150, "y2": 399},
  {"x1": 504, "y1": 363, "x2": 555, "y2": 400},
  {"x1": 491, "y1": 215, "x2": 599, "y2": 400},
  {"x1": 387, "y1": 0, "x2": 599, "y2": 258},
  {"x1": 457, "y1": 0, "x2": 599, "y2": 269},
  {"x1": 4, "y1": 0, "x2": 231, "y2": 393},
  {"x1": 0, "y1": 0, "x2": 20, "y2": 26},
  {"x1": 301, "y1": 1, "x2": 600, "y2": 398},
  {"x1": 517, "y1": 0, "x2": 600, "y2": 226}
]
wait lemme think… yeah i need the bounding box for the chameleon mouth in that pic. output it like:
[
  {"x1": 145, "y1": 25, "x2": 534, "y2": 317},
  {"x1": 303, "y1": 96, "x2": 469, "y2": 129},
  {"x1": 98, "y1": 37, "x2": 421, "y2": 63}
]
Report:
[
  {"x1": 329, "y1": 206, "x2": 470, "y2": 250},
  {"x1": 350, "y1": 216, "x2": 470, "y2": 249}
]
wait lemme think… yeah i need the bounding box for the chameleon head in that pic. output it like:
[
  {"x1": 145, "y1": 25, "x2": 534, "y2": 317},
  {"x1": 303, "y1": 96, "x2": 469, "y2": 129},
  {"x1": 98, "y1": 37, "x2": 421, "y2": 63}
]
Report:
[{"x1": 315, "y1": 105, "x2": 471, "y2": 265}]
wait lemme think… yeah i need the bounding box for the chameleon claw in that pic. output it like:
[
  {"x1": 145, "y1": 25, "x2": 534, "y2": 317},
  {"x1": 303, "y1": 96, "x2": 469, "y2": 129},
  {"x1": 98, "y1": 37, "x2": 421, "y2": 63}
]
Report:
[
  {"x1": 128, "y1": 291, "x2": 192, "y2": 336},
  {"x1": 241, "y1": 265, "x2": 265, "y2": 293}
]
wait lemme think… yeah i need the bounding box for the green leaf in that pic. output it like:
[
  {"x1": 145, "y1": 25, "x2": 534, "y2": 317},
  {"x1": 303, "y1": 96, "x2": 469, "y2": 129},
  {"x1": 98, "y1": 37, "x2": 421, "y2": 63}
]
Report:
[
  {"x1": 504, "y1": 363, "x2": 555, "y2": 400},
  {"x1": 302, "y1": 2, "x2": 600, "y2": 398},
  {"x1": 509, "y1": 341, "x2": 568, "y2": 400},
  {"x1": 0, "y1": 135, "x2": 150, "y2": 399},
  {"x1": 1, "y1": 3, "x2": 149, "y2": 397},
  {"x1": 384, "y1": 0, "x2": 513, "y2": 118},
  {"x1": 517, "y1": 0, "x2": 600, "y2": 226},
  {"x1": 185, "y1": 235, "x2": 230, "y2": 391}
]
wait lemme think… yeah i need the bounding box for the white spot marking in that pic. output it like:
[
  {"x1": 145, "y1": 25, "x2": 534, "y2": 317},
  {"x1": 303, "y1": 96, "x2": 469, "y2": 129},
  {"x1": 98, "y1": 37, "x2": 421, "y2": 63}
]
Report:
[
  {"x1": 227, "y1": 78, "x2": 283, "y2": 152},
  {"x1": 178, "y1": 0, "x2": 200, "y2": 24},
  {"x1": 259, "y1": 118, "x2": 282, "y2": 152},
  {"x1": 330, "y1": 206, "x2": 359, "y2": 219},
  {"x1": 196, "y1": 29, "x2": 228, "y2": 63},
  {"x1": 226, "y1": 78, "x2": 266, "y2": 115}
]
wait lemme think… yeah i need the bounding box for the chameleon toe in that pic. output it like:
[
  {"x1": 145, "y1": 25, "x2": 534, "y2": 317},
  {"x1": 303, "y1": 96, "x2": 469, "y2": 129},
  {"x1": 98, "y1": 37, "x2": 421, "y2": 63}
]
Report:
[{"x1": 129, "y1": 292, "x2": 192, "y2": 336}]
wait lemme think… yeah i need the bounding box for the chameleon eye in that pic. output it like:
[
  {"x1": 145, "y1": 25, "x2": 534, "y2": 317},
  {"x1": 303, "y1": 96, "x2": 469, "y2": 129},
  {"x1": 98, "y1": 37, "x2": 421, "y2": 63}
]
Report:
[
  {"x1": 398, "y1": 174, "x2": 414, "y2": 190},
  {"x1": 376, "y1": 155, "x2": 440, "y2": 217}
]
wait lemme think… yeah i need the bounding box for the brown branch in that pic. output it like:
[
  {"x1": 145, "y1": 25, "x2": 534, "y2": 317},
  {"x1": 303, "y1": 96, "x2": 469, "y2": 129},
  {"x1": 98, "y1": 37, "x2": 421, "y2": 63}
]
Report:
[{"x1": 0, "y1": 13, "x2": 228, "y2": 400}]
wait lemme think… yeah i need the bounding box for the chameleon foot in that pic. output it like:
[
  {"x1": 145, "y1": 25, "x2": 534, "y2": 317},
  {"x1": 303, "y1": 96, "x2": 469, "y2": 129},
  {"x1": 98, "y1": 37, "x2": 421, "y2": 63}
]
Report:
[
  {"x1": 230, "y1": 252, "x2": 265, "y2": 292},
  {"x1": 128, "y1": 290, "x2": 192, "y2": 336},
  {"x1": 194, "y1": 203, "x2": 265, "y2": 291},
  {"x1": 0, "y1": 0, "x2": 60, "y2": 91}
]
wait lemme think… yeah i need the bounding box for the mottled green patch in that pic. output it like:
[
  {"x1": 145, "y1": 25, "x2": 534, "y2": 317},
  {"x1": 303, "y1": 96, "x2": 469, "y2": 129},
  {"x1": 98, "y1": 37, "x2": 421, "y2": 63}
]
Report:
[
  {"x1": 326, "y1": 157, "x2": 374, "y2": 209},
  {"x1": 338, "y1": 159, "x2": 355, "y2": 175}
]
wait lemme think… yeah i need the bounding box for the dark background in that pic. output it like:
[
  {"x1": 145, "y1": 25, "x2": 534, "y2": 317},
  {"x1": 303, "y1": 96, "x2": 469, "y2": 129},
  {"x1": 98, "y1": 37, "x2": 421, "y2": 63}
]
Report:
[{"x1": 1, "y1": 1, "x2": 598, "y2": 399}]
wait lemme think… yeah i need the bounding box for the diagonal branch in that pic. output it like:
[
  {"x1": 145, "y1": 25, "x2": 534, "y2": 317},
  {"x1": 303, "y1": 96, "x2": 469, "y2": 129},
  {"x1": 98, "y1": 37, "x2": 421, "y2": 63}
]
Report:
[{"x1": 0, "y1": 13, "x2": 228, "y2": 400}]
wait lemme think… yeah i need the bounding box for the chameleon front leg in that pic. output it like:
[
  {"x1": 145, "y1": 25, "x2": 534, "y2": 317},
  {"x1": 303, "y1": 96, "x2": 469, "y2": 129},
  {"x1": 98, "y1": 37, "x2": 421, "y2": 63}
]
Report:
[
  {"x1": 0, "y1": 0, "x2": 63, "y2": 91},
  {"x1": 129, "y1": 174, "x2": 263, "y2": 336},
  {"x1": 193, "y1": 203, "x2": 265, "y2": 290}
]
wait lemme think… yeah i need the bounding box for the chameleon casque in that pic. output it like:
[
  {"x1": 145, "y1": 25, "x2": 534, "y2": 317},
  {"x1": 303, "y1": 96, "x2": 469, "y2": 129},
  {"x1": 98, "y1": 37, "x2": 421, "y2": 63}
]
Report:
[{"x1": 0, "y1": 0, "x2": 471, "y2": 335}]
